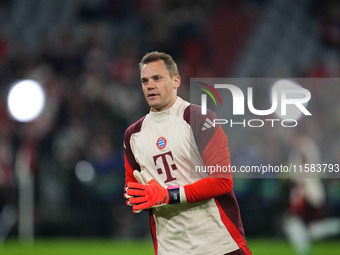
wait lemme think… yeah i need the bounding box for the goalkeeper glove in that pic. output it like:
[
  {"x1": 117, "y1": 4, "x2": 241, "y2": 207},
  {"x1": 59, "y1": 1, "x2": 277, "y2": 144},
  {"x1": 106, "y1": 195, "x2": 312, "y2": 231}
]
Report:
[
  {"x1": 124, "y1": 170, "x2": 150, "y2": 213},
  {"x1": 125, "y1": 170, "x2": 181, "y2": 213}
]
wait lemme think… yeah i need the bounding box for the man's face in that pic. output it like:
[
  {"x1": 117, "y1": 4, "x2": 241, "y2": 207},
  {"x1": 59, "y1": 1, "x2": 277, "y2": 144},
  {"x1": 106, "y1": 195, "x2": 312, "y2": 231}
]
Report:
[{"x1": 140, "y1": 60, "x2": 180, "y2": 112}]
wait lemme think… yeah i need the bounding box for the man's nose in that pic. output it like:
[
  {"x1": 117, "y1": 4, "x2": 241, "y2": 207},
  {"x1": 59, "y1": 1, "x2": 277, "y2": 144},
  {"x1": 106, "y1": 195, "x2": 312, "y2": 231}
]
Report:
[{"x1": 146, "y1": 81, "x2": 155, "y2": 89}]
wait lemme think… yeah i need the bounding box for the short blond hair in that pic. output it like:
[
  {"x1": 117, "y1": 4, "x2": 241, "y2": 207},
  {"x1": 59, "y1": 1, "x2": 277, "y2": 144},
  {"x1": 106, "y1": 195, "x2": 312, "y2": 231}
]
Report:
[{"x1": 139, "y1": 51, "x2": 179, "y2": 77}]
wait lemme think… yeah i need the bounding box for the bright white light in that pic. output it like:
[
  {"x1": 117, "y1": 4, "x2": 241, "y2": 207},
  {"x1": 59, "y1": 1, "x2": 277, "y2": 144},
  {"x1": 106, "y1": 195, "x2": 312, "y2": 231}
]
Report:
[
  {"x1": 271, "y1": 79, "x2": 309, "y2": 121},
  {"x1": 7, "y1": 80, "x2": 45, "y2": 122},
  {"x1": 75, "y1": 160, "x2": 95, "y2": 183}
]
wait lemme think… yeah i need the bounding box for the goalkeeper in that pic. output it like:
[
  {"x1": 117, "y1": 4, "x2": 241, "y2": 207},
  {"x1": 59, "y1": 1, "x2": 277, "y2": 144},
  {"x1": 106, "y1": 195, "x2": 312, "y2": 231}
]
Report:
[{"x1": 124, "y1": 51, "x2": 251, "y2": 255}]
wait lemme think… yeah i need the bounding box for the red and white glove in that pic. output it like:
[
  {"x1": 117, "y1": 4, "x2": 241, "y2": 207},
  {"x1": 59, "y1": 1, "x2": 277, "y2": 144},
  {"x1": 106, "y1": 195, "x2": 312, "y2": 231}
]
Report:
[{"x1": 125, "y1": 170, "x2": 180, "y2": 213}]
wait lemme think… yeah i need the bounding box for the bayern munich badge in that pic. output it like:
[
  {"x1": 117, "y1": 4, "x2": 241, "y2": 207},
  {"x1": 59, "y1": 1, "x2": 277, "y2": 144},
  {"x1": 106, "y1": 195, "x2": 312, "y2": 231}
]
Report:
[{"x1": 156, "y1": 137, "x2": 167, "y2": 149}]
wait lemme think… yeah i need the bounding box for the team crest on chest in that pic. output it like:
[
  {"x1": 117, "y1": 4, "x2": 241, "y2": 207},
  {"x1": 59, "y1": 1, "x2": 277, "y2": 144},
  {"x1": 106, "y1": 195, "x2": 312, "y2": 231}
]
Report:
[{"x1": 156, "y1": 137, "x2": 167, "y2": 149}]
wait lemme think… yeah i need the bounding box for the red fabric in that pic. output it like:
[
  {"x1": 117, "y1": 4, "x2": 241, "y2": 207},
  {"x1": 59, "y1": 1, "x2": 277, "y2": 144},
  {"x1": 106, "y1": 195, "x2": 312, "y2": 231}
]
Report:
[
  {"x1": 203, "y1": 126, "x2": 232, "y2": 179},
  {"x1": 150, "y1": 214, "x2": 158, "y2": 255},
  {"x1": 215, "y1": 199, "x2": 248, "y2": 251},
  {"x1": 184, "y1": 125, "x2": 233, "y2": 203},
  {"x1": 203, "y1": 126, "x2": 230, "y2": 167},
  {"x1": 184, "y1": 178, "x2": 233, "y2": 203},
  {"x1": 124, "y1": 154, "x2": 137, "y2": 185},
  {"x1": 241, "y1": 246, "x2": 252, "y2": 255}
]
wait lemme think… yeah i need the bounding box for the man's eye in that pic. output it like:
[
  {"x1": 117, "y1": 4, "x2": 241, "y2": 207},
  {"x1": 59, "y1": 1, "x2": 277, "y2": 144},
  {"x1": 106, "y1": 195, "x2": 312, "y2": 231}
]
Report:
[{"x1": 154, "y1": 77, "x2": 160, "y2": 81}]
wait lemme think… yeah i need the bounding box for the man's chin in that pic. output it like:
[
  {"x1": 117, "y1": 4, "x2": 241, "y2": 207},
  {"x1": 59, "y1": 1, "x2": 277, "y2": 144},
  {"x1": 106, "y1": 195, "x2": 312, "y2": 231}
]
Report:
[
  {"x1": 147, "y1": 98, "x2": 159, "y2": 107},
  {"x1": 148, "y1": 101, "x2": 161, "y2": 111}
]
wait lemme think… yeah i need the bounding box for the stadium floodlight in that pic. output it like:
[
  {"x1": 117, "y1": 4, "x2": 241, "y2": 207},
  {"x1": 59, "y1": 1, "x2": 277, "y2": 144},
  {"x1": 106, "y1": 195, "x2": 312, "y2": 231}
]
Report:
[
  {"x1": 7, "y1": 79, "x2": 45, "y2": 122},
  {"x1": 7, "y1": 79, "x2": 45, "y2": 243},
  {"x1": 271, "y1": 79, "x2": 309, "y2": 121}
]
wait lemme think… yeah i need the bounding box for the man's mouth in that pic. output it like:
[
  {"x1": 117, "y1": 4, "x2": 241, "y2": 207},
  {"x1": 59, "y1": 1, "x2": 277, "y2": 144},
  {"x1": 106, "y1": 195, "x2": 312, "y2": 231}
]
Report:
[{"x1": 148, "y1": 93, "x2": 159, "y2": 98}]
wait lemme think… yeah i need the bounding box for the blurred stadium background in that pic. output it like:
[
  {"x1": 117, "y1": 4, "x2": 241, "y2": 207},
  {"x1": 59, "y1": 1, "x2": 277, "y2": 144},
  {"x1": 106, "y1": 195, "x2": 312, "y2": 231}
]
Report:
[{"x1": 0, "y1": 0, "x2": 339, "y2": 254}]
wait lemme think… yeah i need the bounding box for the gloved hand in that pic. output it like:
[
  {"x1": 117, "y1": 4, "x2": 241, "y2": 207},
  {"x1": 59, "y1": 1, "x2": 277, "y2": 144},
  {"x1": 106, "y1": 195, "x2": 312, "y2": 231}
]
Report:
[
  {"x1": 124, "y1": 170, "x2": 149, "y2": 213},
  {"x1": 125, "y1": 170, "x2": 180, "y2": 213}
]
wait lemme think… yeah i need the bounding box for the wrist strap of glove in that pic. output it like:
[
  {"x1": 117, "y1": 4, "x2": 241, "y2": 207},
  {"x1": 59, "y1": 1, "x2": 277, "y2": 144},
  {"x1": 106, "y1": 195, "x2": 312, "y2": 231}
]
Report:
[{"x1": 168, "y1": 186, "x2": 180, "y2": 204}]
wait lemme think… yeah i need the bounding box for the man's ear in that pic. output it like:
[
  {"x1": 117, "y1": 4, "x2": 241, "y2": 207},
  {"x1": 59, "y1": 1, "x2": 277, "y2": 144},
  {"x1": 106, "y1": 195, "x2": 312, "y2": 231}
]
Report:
[{"x1": 173, "y1": 75, "x2": 181, "y2": 89}]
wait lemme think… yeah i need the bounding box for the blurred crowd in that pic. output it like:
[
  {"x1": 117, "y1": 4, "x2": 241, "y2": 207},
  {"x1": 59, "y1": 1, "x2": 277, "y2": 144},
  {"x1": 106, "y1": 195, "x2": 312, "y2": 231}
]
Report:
[{"x1": 0, "y1": 0, "x2": 339, "y2": 240}]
